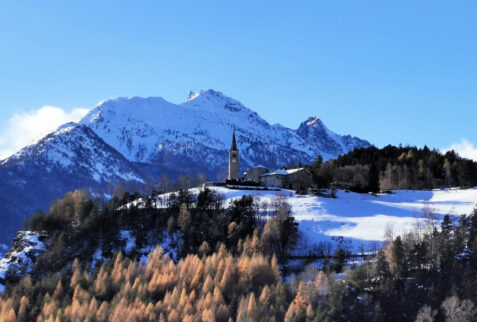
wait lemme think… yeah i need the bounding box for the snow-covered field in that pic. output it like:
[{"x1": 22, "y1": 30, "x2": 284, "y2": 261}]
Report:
[{"x1": 161, "y1": 186, "x2": 477, "y2": 252}]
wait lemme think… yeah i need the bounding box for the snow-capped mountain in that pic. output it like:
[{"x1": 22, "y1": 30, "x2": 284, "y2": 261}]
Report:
[
  {"x1": 80, "y1": 89, "x2": 370, "y2": 178},
  {"x1": 0, "y1": 89, "x2": 371, "y2": 245},
  {"x1": 2, "y1": 123, "x2": 143, "y2": 184},
  {"x1": 297, "y1": 116, "x2": 370, "y2": 158},
  {"x1": 0, "y1": 123, "x2": 144, "y2": 244}
]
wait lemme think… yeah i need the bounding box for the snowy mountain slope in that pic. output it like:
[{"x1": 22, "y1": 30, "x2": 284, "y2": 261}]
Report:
[
  {"x1": 148, "y1": 186, "x2": 477, "y2": 252},
  {"x1": 2, "y1": 123, "x2": 143, "y2": 184},
  {"x1": 80, "y1": 90, "x2": 371, "y2": 178},
  {"x1": 0, "y1": 123, "x2": 144, "y2": 244},
  {"x1": 0, "y1": 89, "x2": 370, "y2": 246}
]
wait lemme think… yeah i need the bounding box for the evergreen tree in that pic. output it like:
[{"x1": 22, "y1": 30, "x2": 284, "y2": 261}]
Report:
[
  {"x1": 368, "y1": 162, "x2": 380, "y2": 193},
  {"x1": 468, "y1": 208, "x2": 477, "y2": 249},
  {"x1": 390, "y1": 236, "x2": 405, "y2": 278}
]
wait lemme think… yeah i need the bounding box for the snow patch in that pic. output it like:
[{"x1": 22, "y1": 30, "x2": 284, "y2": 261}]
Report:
[
  {"x1": 90, "y1": 249, "x2": 104, "y2": 271},
  {"x1": 0, "y1": 231, "x2": 46, "y2": 283},
  {"x1": 120, "y1": 230, "x2": 136, "y2": 253}
]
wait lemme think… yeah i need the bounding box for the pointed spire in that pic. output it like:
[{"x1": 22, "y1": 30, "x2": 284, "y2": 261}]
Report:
[{"x1": 231, "y1": 130, "x2": 238, "y2": 151}]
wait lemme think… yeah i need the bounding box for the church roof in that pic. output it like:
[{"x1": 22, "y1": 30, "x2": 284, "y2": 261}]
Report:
[{"x1": 230, "y1": 130, "x2": 238, "y2": 151}]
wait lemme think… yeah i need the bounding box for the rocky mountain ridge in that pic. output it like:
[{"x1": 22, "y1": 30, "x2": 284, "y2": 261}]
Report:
[{"x1": 80, "y1": 89, "x2": 370, "y2": 176}]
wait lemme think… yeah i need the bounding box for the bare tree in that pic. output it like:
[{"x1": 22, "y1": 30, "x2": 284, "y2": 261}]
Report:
[
  {"x1": 413, "y1": 209, "x2": 425, "y2": 241},
  {"x1": 415, "y1": 305, "x2": 437, "y2": 322},
  {"x1": 368, "y1": 240, "x2": 380, "y2": 256},
  {"x1": 159, "y1": 175, "x2": 171, "y2": 193},
  {"x1": 196, "y1": 173, "x2": 207, "y2": 186},
  {"x1": 259, "y1": 201, "x2": 269, "y2": 222},
  {"x1": 177, "y1": 175, "x2": 195, "y2": 189},
  {"x1": 444, "y1": 159, "x2": 453, "y2": 188},
  {"x1": 422, "y1": 203, "x2": 438, "y2": 237},
  {"x1": 358, "y1": 243, "x2": 366, "y2": 257},
  {"x1": 384, "y1": 222, "x2": 396, "y2": 245},
  {"x1": 441, "y1": 295, "x2": 477, "y2": 322},
  {"x1": 380, "y1": 163, "x2": 394, "y2": 191},
  {"x1": 143, "y1": 177, "x2": 154, "y2": 196}
]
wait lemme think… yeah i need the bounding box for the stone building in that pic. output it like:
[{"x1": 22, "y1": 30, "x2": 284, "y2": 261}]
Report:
[
  {"x1": 260, "y1": 167, "x2": 313, "y2": 191},
  {"x1": 243, "y1": 164, "x2": 269, "y2": 182}
]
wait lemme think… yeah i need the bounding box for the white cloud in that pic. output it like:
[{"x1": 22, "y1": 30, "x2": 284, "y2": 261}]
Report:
[
  {"x1": 0, "y1": 106, "x2": 89, "y2": 159},
  {"x1": 443, "y1": 139, "x2": 477, "y2": 162}
]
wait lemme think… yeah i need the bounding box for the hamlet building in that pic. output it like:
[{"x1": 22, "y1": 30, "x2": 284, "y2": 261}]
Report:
[{"x1": 260, "y1": 167, "x2": 313, "y2": 190}]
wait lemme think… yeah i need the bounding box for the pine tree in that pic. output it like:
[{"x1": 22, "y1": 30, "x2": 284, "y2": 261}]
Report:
[
  {"x1": 468, "y1": 208, "x2": 477, "y2": 249},
  {"x1": 368, "y1": 162, "x2": 380, "y2": 193},
  {"x1": 374, "y1": 250, "x2": 391, "y2": 289}
]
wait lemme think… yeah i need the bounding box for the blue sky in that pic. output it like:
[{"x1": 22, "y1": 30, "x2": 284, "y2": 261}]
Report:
[{"x1": 0, "y1": 1, "x2": 476, "y2": 159}]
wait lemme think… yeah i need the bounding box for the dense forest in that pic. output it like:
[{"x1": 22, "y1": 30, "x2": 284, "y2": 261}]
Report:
[
  {"x1": 1, "y1": 188, "x2": 477, "y2": 321},
  {"x1": 19, "y1": 188, "x2": 298, "y2": 268},
  {"x1": 309, "y1": 145, "x2": 477, "y2": 193}
]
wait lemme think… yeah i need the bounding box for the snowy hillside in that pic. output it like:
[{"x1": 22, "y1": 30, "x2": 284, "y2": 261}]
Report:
[
  {"x1": 80, "y1": 89, "x2": 370, "y2": 177},
  {"x1": 2, "y1": 187, "x2": 475, "y2": 293},
  {"x1": 151, "y1": 186, "x2": 477, "y2": 252}
]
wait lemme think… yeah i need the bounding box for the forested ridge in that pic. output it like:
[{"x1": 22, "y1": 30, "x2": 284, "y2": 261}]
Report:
[
  {"x1": 1, "y1": 187, "x2": 477, "y2": 321},
  {"x1": 309, "y1": 145, "x2": 477, "y2": 193}
]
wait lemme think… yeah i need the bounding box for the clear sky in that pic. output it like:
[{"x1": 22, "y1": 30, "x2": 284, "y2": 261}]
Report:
[{"x1": 0, "y1": 1, "x2": 476, "y2": 159}]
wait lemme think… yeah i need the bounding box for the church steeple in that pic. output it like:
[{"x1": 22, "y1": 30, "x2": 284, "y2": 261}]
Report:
[
  {"x1": 228, "y1": 131, "x2": 239, "y2": 180},
  {"x1": 230, "y1": 130, "x2": 238, "y2": 151}
]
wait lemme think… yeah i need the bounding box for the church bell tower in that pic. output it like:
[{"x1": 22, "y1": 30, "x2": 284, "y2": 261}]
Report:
[{"x1": 228, "y1": 130, "x2": 239, "y2": 180}]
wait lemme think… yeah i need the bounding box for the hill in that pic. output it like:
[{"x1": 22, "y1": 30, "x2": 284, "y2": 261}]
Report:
[
  {"x1": 135, "y1": 186, "x2": 477, "y2": 253},
  {"x1": 1, "y1": 186, "x2": 477, "y2": 321}
]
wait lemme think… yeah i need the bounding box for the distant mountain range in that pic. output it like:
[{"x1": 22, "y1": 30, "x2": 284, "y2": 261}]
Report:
[{"x1": 0, "y1": 89, "x2": 371, "y2": 244}]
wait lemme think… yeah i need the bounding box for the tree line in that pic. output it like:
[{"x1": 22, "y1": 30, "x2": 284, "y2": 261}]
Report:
[{"x1": 309, "y1": 145, "x2": 477, "y2": 193}]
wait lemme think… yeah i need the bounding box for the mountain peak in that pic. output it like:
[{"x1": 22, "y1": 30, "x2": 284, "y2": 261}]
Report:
[
  {"x1": 182, "y1": 89, "x2": 247, "y2": 113},
  {"x1": 187, "y1": 91, "x2": 200, "y2": 102},
  {"x1": 185, "y1": 89, "x2": 228, "y2": 103},
  {"x1": 199, "y1": 89, "x2": 225, "y2": 98},
  {"x1": 80, "y1": 90, "x2": 370, "y2": 166},
  {"x1": 56, "y1": 122, "x2": 79, "y2": 133},
  {"x1": 94, "y1": 96, "x2": 172, "y2": 111},
  {"x1": 304, "y1": 116, "x2": 324, "y2": 127}
]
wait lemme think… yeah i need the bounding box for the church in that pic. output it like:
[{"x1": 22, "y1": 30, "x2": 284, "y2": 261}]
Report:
[
  {"x1": 227, "y1": 130, "x2": 239, "y2": 180},
  {"x1": 225, "y1": 131, "x2": 312, "y2": 190}
]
